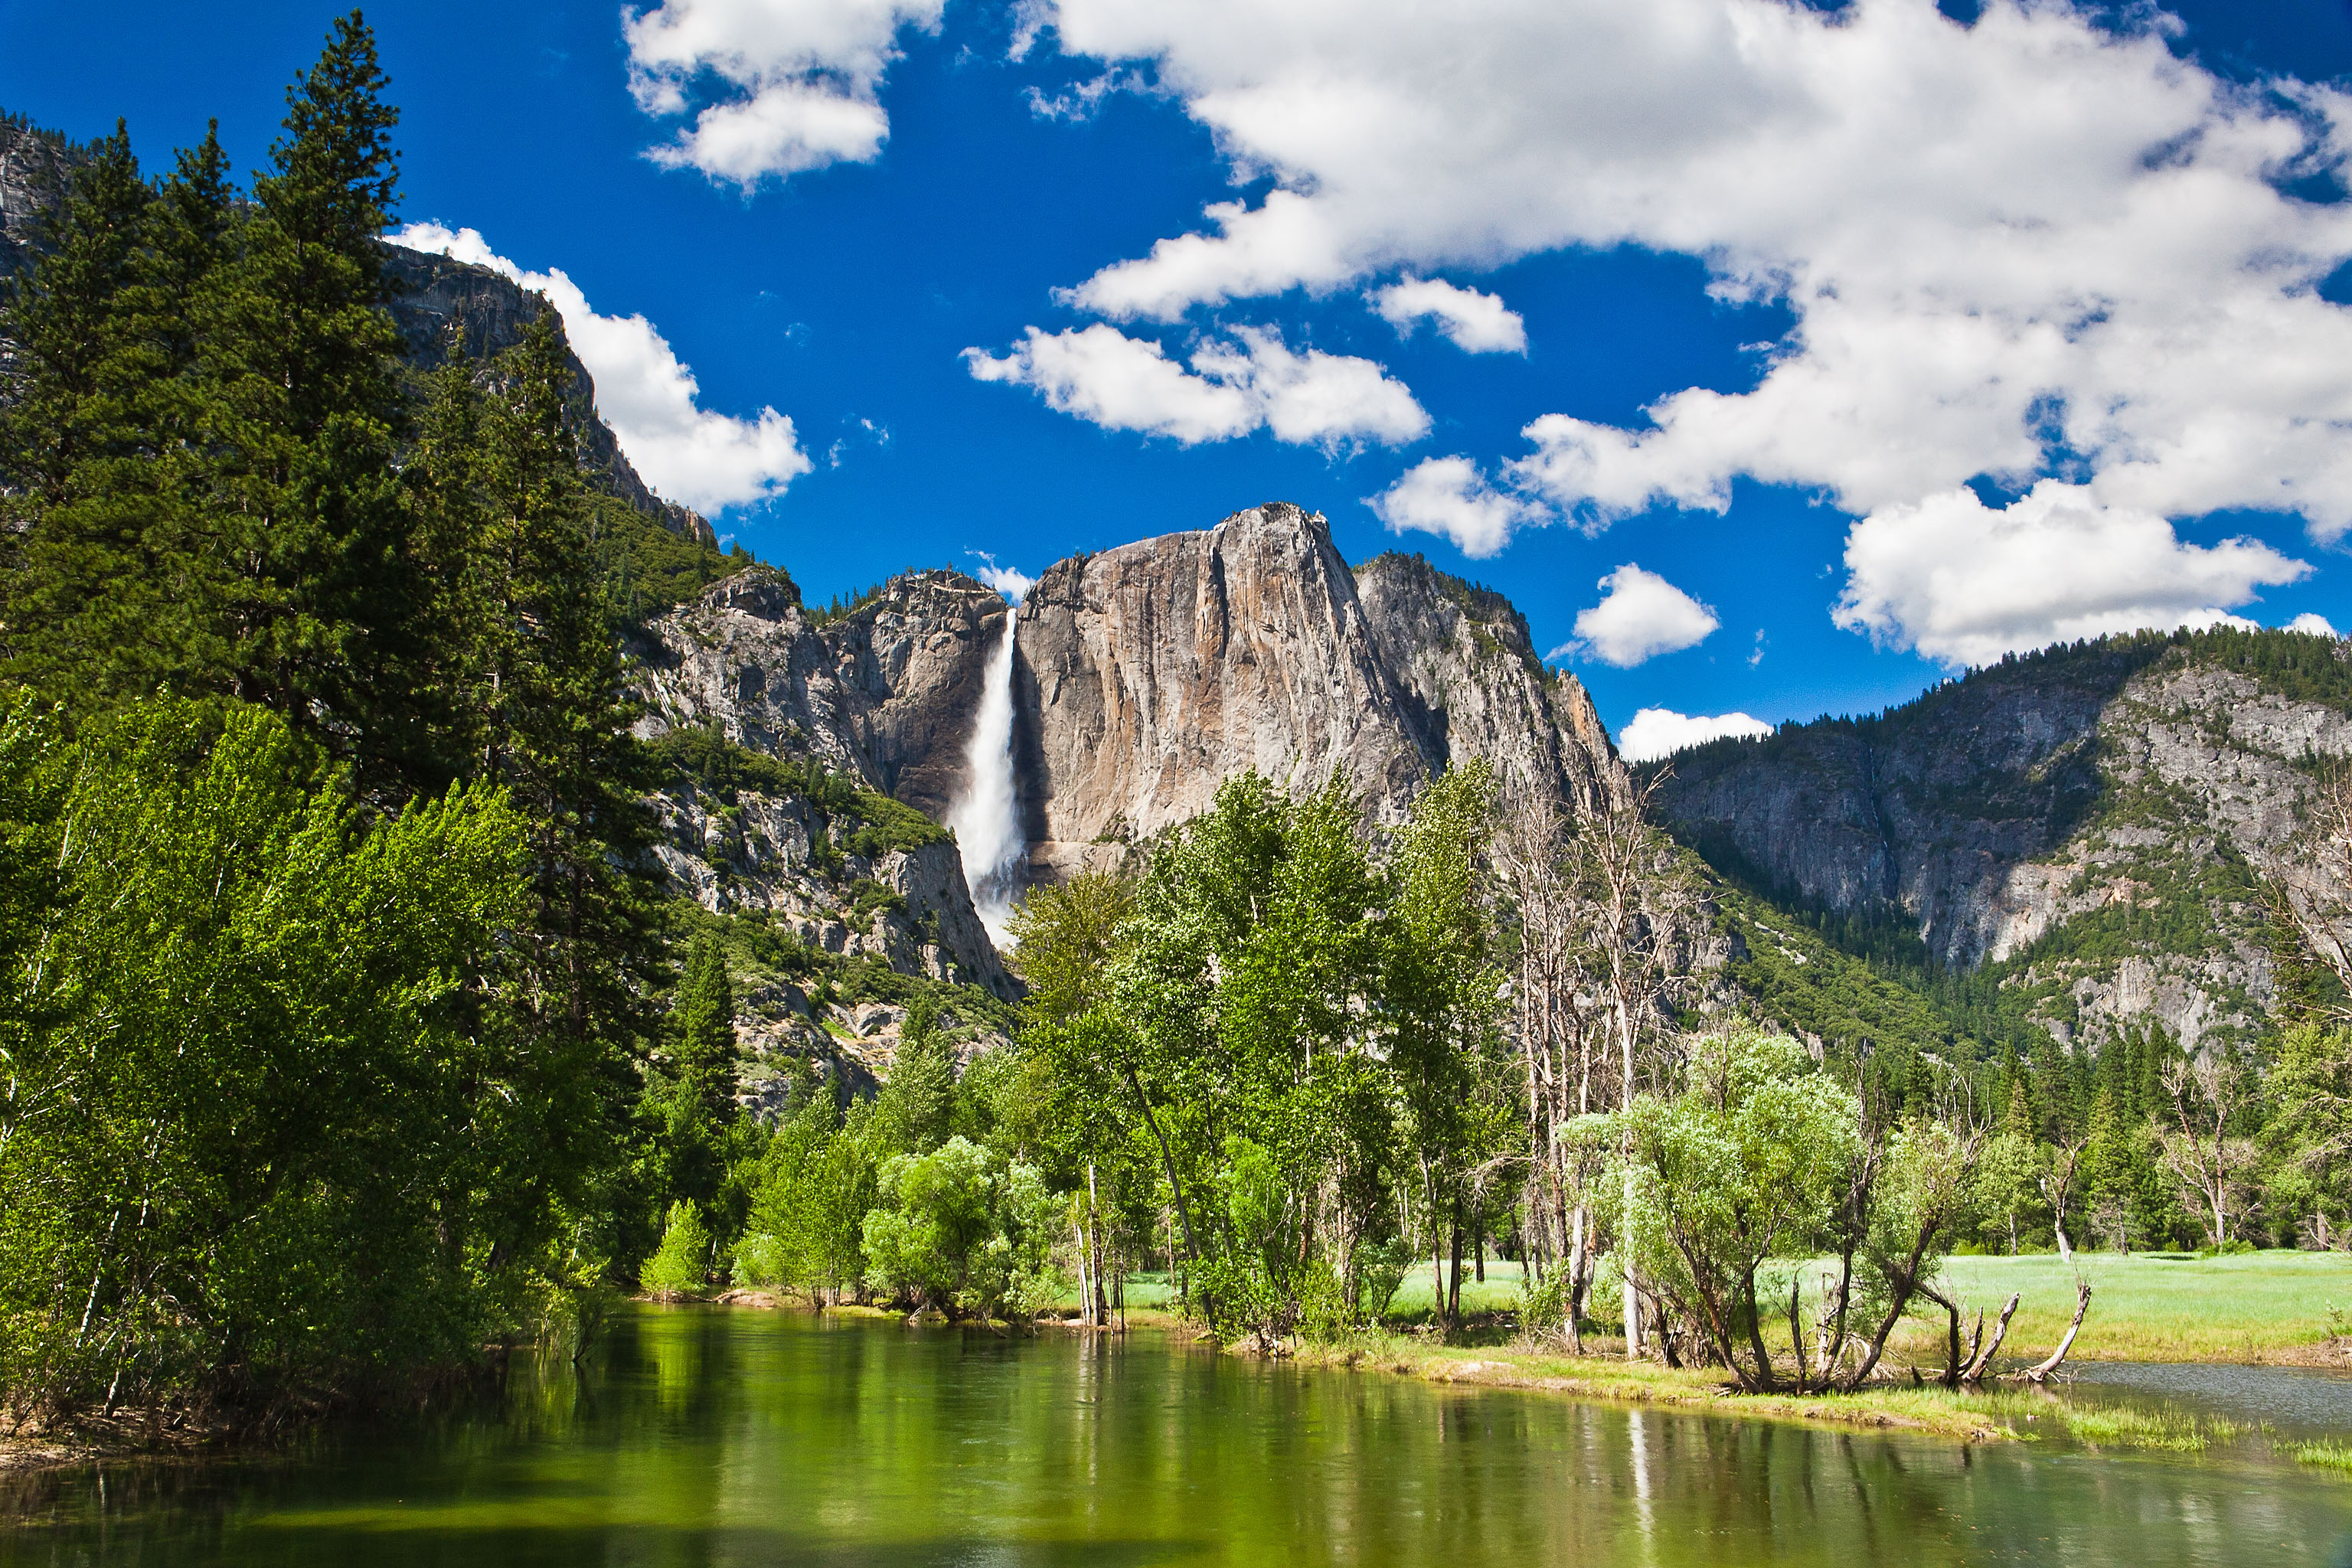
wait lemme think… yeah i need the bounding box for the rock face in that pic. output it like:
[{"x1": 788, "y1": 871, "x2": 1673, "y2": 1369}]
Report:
[
  {"x1": 1013, "y1": 502, "x2": 1626, "y2": 881},
  {"x1": 628, "y1": 503, "x2": 1632, "y2": 1019},
  {"x1": 1653, "y1": 636, "x2": 2352, "y2": 1052},
  {"x1": 629, "y1": 565, "x2": 1017, "y2": 1000},
  {"x1": 0, "y1": 117, "x2": 76, "y2": 288},
  {"x1": 633, "y1": 565, "x2": 1009, "y2": 819}
]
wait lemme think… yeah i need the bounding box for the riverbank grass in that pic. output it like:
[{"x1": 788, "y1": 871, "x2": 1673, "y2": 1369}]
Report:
[{"x1": 1887, "y1": 1251, "x2": 2352, "y2": 1364}]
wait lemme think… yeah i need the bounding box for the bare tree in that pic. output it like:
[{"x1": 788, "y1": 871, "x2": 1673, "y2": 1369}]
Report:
[
  {"x1": 2157, "y1": 1054, "x2": 2260, "y2": 1247},
  {"x1": 2038, "y1": 1137, "x2": 2083, "y2": 1263},
  {"x1": 1495, "y1": 769, "x2": 1702, "y2": 1359},
  {"x1": 1562, "y1": 771, "x2": 1704, "y2": 1359},
  {"x1": 1494, "y1": 786, "x2": 1596, "y2": 1347}
]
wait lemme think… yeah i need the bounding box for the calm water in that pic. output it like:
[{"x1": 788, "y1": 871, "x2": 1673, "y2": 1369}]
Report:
[{"x1": 5, "y1": 1305, "x2": 2350, "y2": 1566}]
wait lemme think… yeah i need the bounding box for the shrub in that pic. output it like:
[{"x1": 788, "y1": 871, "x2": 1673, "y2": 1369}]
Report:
[{"x1": 640, "y1": 1201, "x2": 714, "y2": 1296}]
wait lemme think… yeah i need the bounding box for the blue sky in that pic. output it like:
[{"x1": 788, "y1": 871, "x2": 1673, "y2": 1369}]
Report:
[{"x1": 8, "y1": 1, "x2": 2352, "y2": 754}]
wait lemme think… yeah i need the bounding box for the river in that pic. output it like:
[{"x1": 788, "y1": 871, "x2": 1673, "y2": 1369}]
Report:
[{"x1": 5, "y1": 1305, "x2": 2349, "y2": 1566}]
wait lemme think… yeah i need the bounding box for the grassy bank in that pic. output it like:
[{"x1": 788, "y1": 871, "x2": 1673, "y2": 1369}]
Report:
[
  {"x1": 1883, "y1": 1251, "x2": 2352, "y2": 1365},
  {"x1": 1092, "y1": 1251, "x2": 2352, "y2": 1364}
]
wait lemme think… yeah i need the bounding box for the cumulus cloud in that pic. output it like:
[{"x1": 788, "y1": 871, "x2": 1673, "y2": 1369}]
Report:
[
  {"x1": 1041, "y1": 0, "x2": 2352, "y2": 544},
  {"x1": 1372, "y1": 277, "x2": 1526, "y2": 353},
  {"x1": 1559, "y1": 564, "x2": 1720, "y2": 668},
  {"x1": 963, "y1": 323, "x2": 1426, "y2": 450},
  {"x1": 968, "y1": 551, "x2": 1036, "y2": 602},
  {"x1": 2289, "y1": 612, "x2": 2341, "y2": 638},
  {"x1": 1831, "y1": 481, "x2": 2308, "y2": 668},
  {"x1": 1367, "y1": 456, "x2": 1548, "y2": 558},
  {"x1": 397, "y1": 224, "x2": 812, "y2": 513},
  {"x1": 622, "y1": 0, "x2": 944, "y2": 188},
  {"x1": 1618, "y1": 708, "x2": 1773, "y2": 763}
]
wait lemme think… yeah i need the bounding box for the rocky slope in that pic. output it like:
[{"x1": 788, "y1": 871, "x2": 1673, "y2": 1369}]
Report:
[
  {"x1": 629, "y1": 565, "x2": 1017, "y2": 988},
  {"x1": 1653, "y1": 631, "x2": 2352, "y2": 1052},
  {"x1": 1012, "y1": 502, "x2": 1625, "y2": 882},
  {"x1": 382, "y1": 247, "x2": 714, "y2": 544}
]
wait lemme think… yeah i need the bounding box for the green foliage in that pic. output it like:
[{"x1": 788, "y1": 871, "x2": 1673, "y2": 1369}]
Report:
[
  {"x1": 860, "y1": 1137, "x2": 1060, "y2": 1320},
  {"x1": 1611, "y1": 1031, "x2": 1864, "y2": 1390},
  {"x1": 1008, "y1": 871, "x2": 1133, "y2": 1026},
  {"x1": 640, "y1": 1202, "x2": 714, "y2": 1296},
  {"x1": 0, "y1": 697, "x2": 557, "y2": 1417},
  {"x1": 872, "y1": 998, "x2": 959, "y2": 1158},
  {"x1": 0, "y1": 19, "x2": 686, "y2": 1419},
  {"x1": 733, "y1": 1092, "x2": 877, "y2": 1303},
  {"x1": 805, "y1": 580, "x2": 893, "y2": 626},
  {"x1": 588, "y1": 498, "x2": 753, "y2": 622}
]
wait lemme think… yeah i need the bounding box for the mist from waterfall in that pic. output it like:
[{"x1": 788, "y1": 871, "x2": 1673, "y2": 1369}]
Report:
[{"x1": 948, "y1": 607, "x2": 1025, "y2": 946}]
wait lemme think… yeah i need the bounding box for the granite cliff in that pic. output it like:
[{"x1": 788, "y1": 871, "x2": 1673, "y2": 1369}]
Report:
[
  {"x1": 1652, "y1": 630, "x2": 2352, "y2": 1054},
  {"x1": 1011, "y1": 502, "x2": 1625, "y2": 883},
  {"x1": 620, "y1": 502, "x2": 1637, "y2": 1096}
]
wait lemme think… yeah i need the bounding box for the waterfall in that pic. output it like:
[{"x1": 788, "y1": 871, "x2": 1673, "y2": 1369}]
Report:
[{"x1": 947, "y1": 608, "x2": 1025, "y2": 946}]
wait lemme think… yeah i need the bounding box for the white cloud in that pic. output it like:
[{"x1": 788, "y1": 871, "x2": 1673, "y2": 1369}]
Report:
[
  {"x1": 1618, "y1": 707, "x2": 1773, "y2": 763},
  {"x1": 622, "y1": 0, "x2": 944, "y2": 188},
  {"x1": 1832, "y1": 480, "x2": 2308, "y2": 667},
  {"x1": 1367, "y1": 456, "x2": 1547, "y2": 558},
  {"x1": 1372, "y1": 277, "x2": 1526, "y2": 354},
  {"x1": 1041, "y1": 0, "x2": 2352, "y2": 542},
  {"x1": 969, "y1": 551, "x2": 1036, "y2": 602},
  {"x1": 2289, "y1": 612, "x2": 2341, "y2": 638},
  {"x1": 1560, "y1": 564, "x2": 1720, "y2": 668},
  {"x1": 963, "y1": 323, "x2": 1426, "y2": 450},
  {"x1": 397, "y1": 224, "x2": 812, "y2": 514}
]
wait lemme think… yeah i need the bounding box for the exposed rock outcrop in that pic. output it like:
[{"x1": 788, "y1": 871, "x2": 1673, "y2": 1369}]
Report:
[
  {"x1": 1012, "y1": 502, "x2": 1627, "y2": 882},
  {"x1": 633, "y1": 565, "x2": 1008, "y2": 818},
  {"x1": 1653, "y1": 635, "x2": 2352, "y2": 1052},
  {"x1": 629, "y1": 565, "x2": 1018, "y2": 1001}
]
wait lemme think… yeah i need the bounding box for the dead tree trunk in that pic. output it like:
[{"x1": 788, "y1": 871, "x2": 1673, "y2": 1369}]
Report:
[
  {"x1": 2018, "y1": 1282, "x2": 2092, "y2": 1383},
  {"x1": 1962, "y1": 1293, "x2": 2020, "y2": 1383}
]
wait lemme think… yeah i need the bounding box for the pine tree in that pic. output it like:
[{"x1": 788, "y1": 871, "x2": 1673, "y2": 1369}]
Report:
[
  {"x1": 677, "y1": 931, "x2": 739, "y2": 1126},
  {"x1": 0, "y1": 122, "x2": 146, "y2": 518},
  {"x1": 0, "y1": 123, "x2": 153, "y2": 693},
  {"x1": 188, "y1": 11, "x2": 421, "y2": 785},
  {"x1": 5, "y1": 124, "x2": 239, "y2": 711}
]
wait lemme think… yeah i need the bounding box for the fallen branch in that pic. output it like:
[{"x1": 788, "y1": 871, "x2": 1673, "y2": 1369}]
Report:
[
  {"x1": 1962, "y1": 1294, "x2": 2020, "y2": 1383},
  {"x1": 2015, "y1": 1282, "x2": 2091, "y2": 1383}
]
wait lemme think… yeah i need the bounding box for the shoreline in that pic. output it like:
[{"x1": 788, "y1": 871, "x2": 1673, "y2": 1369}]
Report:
[
  {"x1": 699, "y1": 1292, "x2": 2109, "y2": 1446},
  {"x1": 11, "y1": 1286, "x2": 2341, "y2": 1476}
]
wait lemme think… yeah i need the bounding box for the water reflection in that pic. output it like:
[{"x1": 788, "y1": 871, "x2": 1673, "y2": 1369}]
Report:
[
  {"x1": 2066, "y1": 1360, "x2": 2352, "y2": 1437},
  {"x1": 4, "y1": 1305, "x2": 2350, "y2": 1566}
]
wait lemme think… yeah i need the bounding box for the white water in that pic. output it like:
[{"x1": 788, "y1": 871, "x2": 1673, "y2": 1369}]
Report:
[{"x1": 947, "y1": 609, "x2": 1025, "y2": 946}]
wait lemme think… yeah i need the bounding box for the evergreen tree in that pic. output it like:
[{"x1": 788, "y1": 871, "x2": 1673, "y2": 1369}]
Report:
[
  {"x1": 0, "y1": 122, "x2": 146, "y2": 520},
  {"x1": 6, "y1": 124, "x2": 237, "y2": 712},
  {"x1": 677, "y1": 930, "x2": 739, "y2": 1125},
  {"x1": 186, "y1": 11, "x2": 422, "y2": 786},
  {"x1": 0, "y1": 122, "x2": 155, "y2": 696}
]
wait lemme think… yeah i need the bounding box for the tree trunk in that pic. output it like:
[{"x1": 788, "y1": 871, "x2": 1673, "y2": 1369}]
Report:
[
  {"x1": 1447, "y1": 1200, "x2": 1465, "y2": 1324},
  {"x1": 2020, "y1": 1282, "x2": 2092, "y2": 1383},
  {"x1": 1964, "y1": 1293, "x2": 2020, "y2": 1382}
]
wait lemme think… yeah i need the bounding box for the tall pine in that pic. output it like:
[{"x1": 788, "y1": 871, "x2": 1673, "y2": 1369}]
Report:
[{"x1": 190, "y1": 11, "x2": 423, "y2": 789}]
